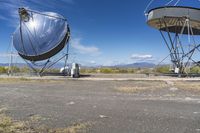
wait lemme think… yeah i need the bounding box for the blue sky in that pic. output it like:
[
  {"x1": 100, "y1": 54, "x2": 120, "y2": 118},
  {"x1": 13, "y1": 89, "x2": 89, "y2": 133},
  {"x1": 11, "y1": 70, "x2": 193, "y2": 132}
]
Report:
[{"x1": 0, "y1": 0, "x2": 199, "y2": 66}]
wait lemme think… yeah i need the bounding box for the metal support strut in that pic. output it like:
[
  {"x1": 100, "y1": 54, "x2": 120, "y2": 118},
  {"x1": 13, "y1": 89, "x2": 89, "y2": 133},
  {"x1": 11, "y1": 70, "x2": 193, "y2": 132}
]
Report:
[{"x1": 159, "y1": 17, "x2": 200, "y2": 74}]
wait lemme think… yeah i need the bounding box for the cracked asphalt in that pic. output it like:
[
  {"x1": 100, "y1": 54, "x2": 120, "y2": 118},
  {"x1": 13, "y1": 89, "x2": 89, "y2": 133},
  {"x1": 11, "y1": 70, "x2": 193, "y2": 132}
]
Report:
[{"x1": 0, "y1": 78, "x2": 200, "y2": 133}]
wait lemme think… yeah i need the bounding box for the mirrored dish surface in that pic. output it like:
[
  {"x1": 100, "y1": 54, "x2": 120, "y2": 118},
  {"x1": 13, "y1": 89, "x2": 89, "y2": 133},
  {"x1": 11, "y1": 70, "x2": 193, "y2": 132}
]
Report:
[
  {"x1": 147, "y1": 6, "x2": 200, "y2": 35},
  {"x1": 13, "y1": 11, "x2": 69, "y2": 61}
]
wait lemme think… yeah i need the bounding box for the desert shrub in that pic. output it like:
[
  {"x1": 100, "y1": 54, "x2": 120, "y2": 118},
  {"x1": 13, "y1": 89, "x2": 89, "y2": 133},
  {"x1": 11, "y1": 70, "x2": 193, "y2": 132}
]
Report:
[
  {"x1": 99, "y1": 68, "x2": 113, "y2": 73},
  {"x1": 0, "y1": 67, "x2": 7, "y2": 73},
  {"x1": 116, "y1": 68, "x2": 128, "y2": 73},
  {"x1": 79, "y1": 69, "x2": 86, "y2": 73},
  {"x1": 190, "y1": 66, "x2": 200, "y2": 73},
  {"x1": 127, "y1": 68, "x2": 136, "y2": 73},
  {"x1": 155, "y1": 66, "x2": 170, "y2": 73},
  {"x1": 99, "y1": 68, "x2": 137, "y2": 74},
  {"x1": 20, "y1": 67, "x2": 30, "y2": 73},
  {"x1": 46, "y1": 68, "x2": 60, "y2": 73},
  {"x1": 80, "y1": 68, "x2": 153, "y2": 74},
  {"x1": 139, "y1": 68, "x2": 153, "y2": 74},
  {"x1": 80, "y1": 68, "x2": 98, "y2": 73},
  {"x1": 10, "y1": 66, "x2": 20, "y2": 73}
]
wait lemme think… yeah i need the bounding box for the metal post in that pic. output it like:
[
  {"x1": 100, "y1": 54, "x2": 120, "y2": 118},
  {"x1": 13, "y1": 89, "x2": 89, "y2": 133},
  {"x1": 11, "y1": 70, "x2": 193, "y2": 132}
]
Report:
[{"x1": 8, "y1": 35, "x2": 13, "y2": 76}]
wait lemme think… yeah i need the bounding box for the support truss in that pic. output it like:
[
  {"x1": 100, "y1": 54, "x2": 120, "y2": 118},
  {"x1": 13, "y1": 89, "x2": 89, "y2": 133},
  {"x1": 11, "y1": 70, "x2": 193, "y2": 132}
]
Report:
[
  {"x1": 159, "y1": 17, "x2": 200, "y2": 74},
  {"x1": 23, "y1": 43, "x2": 70, "y2": 76}
]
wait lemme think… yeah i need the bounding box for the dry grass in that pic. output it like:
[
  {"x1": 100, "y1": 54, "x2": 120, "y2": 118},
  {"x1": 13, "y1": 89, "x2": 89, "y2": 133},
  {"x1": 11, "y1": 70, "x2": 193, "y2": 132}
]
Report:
[
  {"x1": 116, "y1": 81, "x2": 169, "y2": 93},
  {"x1": 0, "y1": 77, "x2": 66, "y2": 84},
  {"x1": 0, "y1": 113, "x2": 27, "y2": 133},
  {"x1": 0, "y1": 108, "x2": 92, "y2": 133},
  {"x1": 0, "y1": 77, "x2": 30, "y2": 82},
  {"x1": 175, "y1": 81, "x2": 200, "y2": 92},
  {"x1": 49, "y1": 122, "x2": 91, "y2": 133},
  {"x1": 29, "y1": 115, "x2": 46, "y2": 123},
  {"x1": 116, "y1": 86, "x2": 150, "y2": 93}
]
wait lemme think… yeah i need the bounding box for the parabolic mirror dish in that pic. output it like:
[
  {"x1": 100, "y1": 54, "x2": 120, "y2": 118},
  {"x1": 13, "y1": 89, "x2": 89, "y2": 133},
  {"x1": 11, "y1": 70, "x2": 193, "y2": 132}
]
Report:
[
  {"x1": 13, "y1": 9, "x2": 70, "y2": 61},
  {"x1": 147, "y1": 6, "x2": 200, "y2": 35}
]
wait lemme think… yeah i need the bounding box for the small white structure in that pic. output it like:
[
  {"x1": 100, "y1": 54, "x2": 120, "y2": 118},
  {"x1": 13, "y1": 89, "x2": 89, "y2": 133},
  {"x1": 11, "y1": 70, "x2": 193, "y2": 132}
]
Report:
[
  {"x1": 174, "y1": 67, "x2": 180, "y2": 74},
  {"x1": 71, "y1": 63, "x2": 80, "y2": 78},
  {"x1": 60, "y1": 66, "x2": 70, "y2": 76}
]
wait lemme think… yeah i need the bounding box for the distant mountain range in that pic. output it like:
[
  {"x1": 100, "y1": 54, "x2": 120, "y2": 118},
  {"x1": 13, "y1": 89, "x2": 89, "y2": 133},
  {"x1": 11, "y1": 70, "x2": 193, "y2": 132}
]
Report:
[
  {"x1": 113, "y1": 62, "x2": 156, "y2": 68},
  {"x1": 82, "y1": 62, "x2": 156, "y2": 68},
  {"x1": 0, "y1": 63, "x2": 26, "y2": 67},
  {"x1": 0, "y1": 62, "x2": 156, "y2": 68}
]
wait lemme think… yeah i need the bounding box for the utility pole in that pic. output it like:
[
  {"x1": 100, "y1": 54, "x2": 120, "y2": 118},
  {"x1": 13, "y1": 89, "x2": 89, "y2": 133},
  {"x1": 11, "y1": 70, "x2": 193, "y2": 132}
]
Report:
[{"x1": 8, "y1": 35, "x2": 13, "y2": 76}]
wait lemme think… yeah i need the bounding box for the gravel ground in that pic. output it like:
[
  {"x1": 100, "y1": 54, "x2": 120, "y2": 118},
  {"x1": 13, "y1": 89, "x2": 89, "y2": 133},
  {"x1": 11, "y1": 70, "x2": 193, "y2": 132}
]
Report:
[{"x1": 0, "y1": 78, "x2": 200, "y2": 133}]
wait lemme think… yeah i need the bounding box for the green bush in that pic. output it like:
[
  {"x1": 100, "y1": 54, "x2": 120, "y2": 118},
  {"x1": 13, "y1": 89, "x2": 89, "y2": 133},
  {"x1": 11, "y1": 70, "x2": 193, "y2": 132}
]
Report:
[
  {"x1": 99, "y1": 68, "x2": 113, "y2": 73},
  {"x1": 46, "y1": 68, "x2": 60, "y2": 73},
  {"x1": 127, "y1": 68, "x2": 135, "y2": 73},
  {"x1": 117, "y1": 69, "x2": 128, "y2": 73},
  {"x1": 190, "y1": 66, "x2": 200, "y2": 73},
  {"x1": 0, "y1": 67, "x2": 8, "y2": 73},
  {"x1": 80, "y1": 68, "x2": 137, "y2": 74},
  {"x1": 140, "y1": 68, "x2": 153, "y2": 74},
  {"x1": 155, "y1": 66, "x2": 170, "y2": 73},
  {"x1": 20, "y1": 67, "x2": 30, "y2": 73},
  {"x1": 80, "y1": 68, "x2": 98, "y2": 73},
  {"x1": 11, "y1": 66, "x2": 20, "y2": 73}
]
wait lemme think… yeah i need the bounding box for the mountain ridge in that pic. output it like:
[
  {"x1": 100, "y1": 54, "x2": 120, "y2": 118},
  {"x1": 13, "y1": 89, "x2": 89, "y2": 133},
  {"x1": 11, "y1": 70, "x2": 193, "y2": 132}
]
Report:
[{"x1": 0, "y1": 62, "x2": 158, "y2": 68}]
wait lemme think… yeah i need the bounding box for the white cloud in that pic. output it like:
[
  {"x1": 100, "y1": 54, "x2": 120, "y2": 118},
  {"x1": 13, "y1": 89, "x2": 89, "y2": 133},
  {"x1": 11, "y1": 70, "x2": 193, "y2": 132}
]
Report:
[
  {"x1": 131, "y1": 54, "x2": 153, "y2": 60},
  {"x1": 70, "y1": 38, "x2": 101, "y2": 56},
  {"x1": 0, "y1": 1, "x2": 20, "y2": 27},
  {"x1": 90, "y1": 60, "x2": 96, "y2": 64},
  {"x1": 0, "y1": 0, "x2": 74, "y2": 27}
]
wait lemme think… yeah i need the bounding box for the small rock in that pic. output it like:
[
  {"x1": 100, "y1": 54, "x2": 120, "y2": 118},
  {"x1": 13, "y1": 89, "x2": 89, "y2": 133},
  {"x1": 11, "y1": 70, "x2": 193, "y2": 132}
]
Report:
[
  {"x1": 193, "y1": 112, "x2": 200, "y2": 114},
  {"x1": 166, "y1": 81, "x2": 174, "y2": 86},
  {"x1": 169, "y1": 87, "x2": 178, "y2": 91},
  {"x1": 179, "y1": 116, "x2": 185, "y2": 119},
  {"x1": 27, "y1": 113, "x2": 35, "y2": 117},
  {"x1": 99, "y1": 115, "x2": 109, "y2": 118},
  {"x1": 196, "y1": 129, "x2": 200, "y2": 132},
  {"x1": 185, "y1": 97, "x2": 192, "y2": 101},
  {"x1": 67, "y1": 101, "x2": 75, "y2": 105}
]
